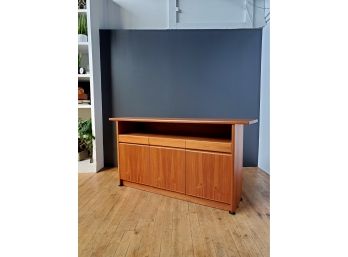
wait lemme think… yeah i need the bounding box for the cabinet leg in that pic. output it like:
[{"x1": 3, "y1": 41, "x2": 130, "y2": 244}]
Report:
[
  {"x1": 229, "y1": 211, "x2": 236, "y2": 215},
  {"x1": 119, "y1": 179, "x2": 124, "y2": 186},
  {"x1": 240, "y1": 197, "x2": 243, "y2": 202}
]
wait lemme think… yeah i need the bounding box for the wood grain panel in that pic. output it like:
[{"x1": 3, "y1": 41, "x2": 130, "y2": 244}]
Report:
[
  {"x1": 185, "y1": 139, "x2": 231, "y2": 153},
  {"x1": 148, "y1": 136, "x2": 186, "y2": 148},
  {"x1": 123, "y1": 181, "x2": 231, "y2": 211},
  {"x1": 119, "y1": 134, "x2": 149, "y2": 145},
  {"x1": 119, "y1": 143, "x2": 152, "y2": 185},
  {"x1": 186, "y1": 150, "x2": 232, "y2": 204},
  {"x1": 116, "y1": 121, "x2": 120, "y2": 173},
  {"x1": 231, "y1": 124, "x2": 244, "y2": 212},
  {"x1": 109, "y1": 117, "x2": 258, "y2": 125},
  {"x1": 149, "y1": 146, "x2": 185, "y2": 193}
]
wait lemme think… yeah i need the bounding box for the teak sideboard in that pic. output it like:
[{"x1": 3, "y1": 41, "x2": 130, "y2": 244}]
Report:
[{"x1": 109, "y1": 117, "x2": 257, "y2": 214}]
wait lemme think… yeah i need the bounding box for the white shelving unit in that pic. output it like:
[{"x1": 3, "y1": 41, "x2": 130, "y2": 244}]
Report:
[
  {"x1": 78, "y1": 0, "x2": 104, "y2": 173},
  {"x1": 78, "y1": 74, "x2": 90, "y2": 81},
  {"x1": 78, "y1": 104, "x2": 91, "y2": 109},
  {"x1": 78, "y1": 42, "x2": 89, "y2": 54},
  {"x1": 78, "y1": 158, "x2": 96, "y2": 173}
]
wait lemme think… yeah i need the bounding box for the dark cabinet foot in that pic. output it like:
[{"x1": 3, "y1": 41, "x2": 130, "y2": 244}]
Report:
[
  {"x1": 240, "y1": 197, "x2": 243, "y2": 201},
  {"x1": 229, "y1": 211, "x2": 236, "y2": 215},
  {"x1": 119, "y1": 180, "x2": 124, "y2": 186}
]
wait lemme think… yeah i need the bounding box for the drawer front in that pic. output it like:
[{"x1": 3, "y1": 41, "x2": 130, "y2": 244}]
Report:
[
  {"x1": 185, "y1": 139, "x2": 231, "y2": 153},
  {"x1": 148, "y1": 136, "x2": 185, "y2": 148},
  {"x1": 119, "y1": 134, "x2": 149, "y2": 145}
]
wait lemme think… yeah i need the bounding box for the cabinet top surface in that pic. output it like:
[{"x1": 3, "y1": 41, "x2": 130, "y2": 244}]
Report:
[{"x1": 109, "y1": 117, "x2": 258, "y2": 125}]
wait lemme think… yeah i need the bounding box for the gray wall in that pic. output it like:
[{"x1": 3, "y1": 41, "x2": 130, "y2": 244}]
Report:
[{"x1": 100, "y1": 29, "x2": 262, "y2": 167}]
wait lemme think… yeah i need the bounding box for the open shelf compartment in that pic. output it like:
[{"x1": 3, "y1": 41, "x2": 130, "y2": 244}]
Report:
[{"x1": 117, "y1": 121, "x2": 232, "y2": 153}]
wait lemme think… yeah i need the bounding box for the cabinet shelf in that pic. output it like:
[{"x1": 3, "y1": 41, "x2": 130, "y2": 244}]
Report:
[
  {"x1": 119, "y1": 133, "x2": 230, "y2": 143},
  {"x1": 78, "y1": 74, "x2": 90, "y2": 81},
  {"x1": 78, "y1": 42, "x2": 89, "y2": 53},
  {"x1": 78, "y1": 159, "x2": 96, "y2": 173},
  {"x1": 78, "y1": 104, "x2": 91, "y2": 109}
]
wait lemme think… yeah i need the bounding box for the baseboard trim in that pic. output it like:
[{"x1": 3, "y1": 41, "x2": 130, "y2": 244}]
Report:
[{"x1": 123, "y1": 181, "x2": 231, "y2": 211}]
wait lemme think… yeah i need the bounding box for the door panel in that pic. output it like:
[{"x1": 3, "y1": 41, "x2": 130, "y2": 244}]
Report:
[
  {"x1": 149, "y1": 146, "x2": 186, "y2": 193},
  {"x1": 186, "y1": 150, "x2": 232, "y2": 203},
  {"x1": 177, "y1": 0, "x2": 246, "y2": 25},
  {"x1": 119, "y1": 143, "x2": 151, "y2": 185}
]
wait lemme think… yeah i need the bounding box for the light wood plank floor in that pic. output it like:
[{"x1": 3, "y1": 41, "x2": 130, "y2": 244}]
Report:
[{"x1": 79, "y1": 167, "x2": 270, "y2": 257}]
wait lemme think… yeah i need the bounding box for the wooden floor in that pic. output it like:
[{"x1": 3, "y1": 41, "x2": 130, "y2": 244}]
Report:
[{"x1": 79, "y1": 167, "x2": 269, "y2": 257}]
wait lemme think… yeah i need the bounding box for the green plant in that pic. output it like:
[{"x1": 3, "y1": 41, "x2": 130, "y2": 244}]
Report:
[
  {"x1": 78, "y1": 14, "x2": 87, "y2": 35},
  {"x1": 78, "y1": 53, "x2": 81, "y2": 68},
  {"x1": 78, "y1": 118, "x2": 94, "y2": 162}
]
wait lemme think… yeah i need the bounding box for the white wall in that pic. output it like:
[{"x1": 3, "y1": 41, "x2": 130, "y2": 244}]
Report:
[
  {"x1": 258, "y1": 21, "x2": 270, "y2": 173},
  {"x1": 253, "y1": 0, "x2": 267, "y2": 27},
  {"x1": 104, "y1": 0, "x2": 262, "y2": 29},
  {"x1": 174, "y1": 0, "x2": 251, "y2": 29},
  {"x1": 107, "y1": 0, "x2": 169, "y2": 29},
  {"x1": 89, "y1": 0, "x2": 105, "y2": 171}
]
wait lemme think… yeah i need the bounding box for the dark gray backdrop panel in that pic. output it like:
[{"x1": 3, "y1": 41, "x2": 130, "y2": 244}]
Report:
[{"x1": 100, "y1": 29, "x2": 262, "y2": 167}]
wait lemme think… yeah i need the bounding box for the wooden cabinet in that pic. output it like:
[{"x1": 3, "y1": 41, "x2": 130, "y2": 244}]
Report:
[
  {"x1": 186, "y1": 150, "x2": 232, "y2": 204},
  {"x1": 149, "y1": 146, "x2": 185, "y2": 193},
  {"x1": 119, "y1": 143, "x2": 151, "y2": 186},
  {"x1": 111, "y1": 117, "x2": 257, "y2": 213}
]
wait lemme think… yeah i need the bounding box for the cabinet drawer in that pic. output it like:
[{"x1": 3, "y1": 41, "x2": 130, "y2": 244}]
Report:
[
  {"x1": 119, "y1": 134, "x2": 149, "y2": 145},
  {"x1": 148, "y1": 136, "x2": 185, "y2": 148},
  {"x1": 186, "y1": 139, "x2": 231, "y2": 153}
]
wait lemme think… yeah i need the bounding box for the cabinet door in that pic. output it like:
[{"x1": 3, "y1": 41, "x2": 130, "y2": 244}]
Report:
[
  {"x1": 171, "y1": 0, "x2": 249, "y2": 29},
  {"x1": 186, "y1": 150, "x2": 232, "y2": 204},
  {"x1": 119, "y1": 143, "x2": 151, "y2": 185},
  {"x1": 149, "y1": 146, "x2": 185, "y2": 194}
]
